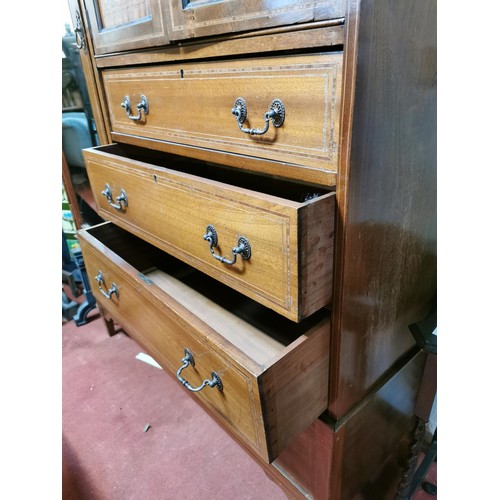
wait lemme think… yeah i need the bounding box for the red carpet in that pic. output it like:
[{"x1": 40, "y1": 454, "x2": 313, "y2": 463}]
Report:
[{"x1": 62, "y1": 307, "x2": 287, "y2": 500}]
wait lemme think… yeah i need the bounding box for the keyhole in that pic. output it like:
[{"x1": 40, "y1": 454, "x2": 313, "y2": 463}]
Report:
[{"x1": 180, "y1": 69, "x2": 184, "y2": 79}]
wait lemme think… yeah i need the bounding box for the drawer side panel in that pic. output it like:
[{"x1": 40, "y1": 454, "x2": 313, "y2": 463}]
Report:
[
  {"x1": 299, "y1": 193, "x2": 336, "y2": 319},
  {"x1": 259, "y1": 319, "x2": 330, "y2": 461}
]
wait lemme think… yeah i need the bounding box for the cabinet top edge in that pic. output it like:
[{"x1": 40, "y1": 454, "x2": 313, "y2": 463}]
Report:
[{"x1": 95, "y1": 22, "x2": 345, "y2": 69}]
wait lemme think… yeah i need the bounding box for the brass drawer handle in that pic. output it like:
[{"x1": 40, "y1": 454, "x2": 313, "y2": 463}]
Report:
[
  {"x1": 121, "y1": 95, "x2": 149, "y2": 121},
  {"x1": 231, "y1": 97, "x2": 285, "y2": 136},
  {"x1": 203, "y1": 224, "x2": 251, "y2": 266},
  {"x1": 102, "y1": 183, "x2": 128, "y2": 211},
  {"x1": 95, "y1": 270, "x2": 119, "y2": 299},
  {"x1": 74, "y1": 11, "x2": 85, "y2": 50},
  {"x1": 176, "y1": 348, "x2": 223, "y2": 393}
]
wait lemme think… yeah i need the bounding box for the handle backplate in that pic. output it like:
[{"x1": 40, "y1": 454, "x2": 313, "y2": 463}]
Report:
[
  {"x1": 102, "y1": 183, "x2": 128, "y2": 211},
  {"x1": 121, "y1": 95, "x2": 149, "y2": 121},
  {"x1": 231, "y1": 97, "x2": 285, "y2": 135},
  {"x1": 74, "y1": 11, "x2": 86, "y2": 50},
  {"x1": 95, "y1": 270, "x2": 119, "y2": 300},
  {"x1": 203, "y1": 224, "x2": 251, "y2": 265},
  {"x1": 176, "y1": 348, "x2": 223, "y2": 393}
]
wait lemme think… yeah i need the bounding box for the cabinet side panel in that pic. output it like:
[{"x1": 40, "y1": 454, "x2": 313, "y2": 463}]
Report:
[
  {"x1": 274, "y1": 350, "x2": 425, "y2": 499},
  {"x1": 299, "y1": 193, "x2": 336, "y2": 319},
  {"x1": 338, "y1": 350, "x2": 426, "y2": 499},
  {"x1": 330, "y1": 0, "x2": 436, "y2": 417},
  {"x1": 273, "y1": 419, "x2": 341, "y2": 499}
]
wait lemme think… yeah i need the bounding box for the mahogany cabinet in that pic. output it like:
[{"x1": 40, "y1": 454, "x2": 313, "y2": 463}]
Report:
[{"x1": 68, "y1": 0, "x2": 436, "y2": 497}]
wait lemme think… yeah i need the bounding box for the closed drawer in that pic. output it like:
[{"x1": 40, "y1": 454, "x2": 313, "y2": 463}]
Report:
[
  {"x1": 102, "y1": 52, "x2": 343, "y2": 186},
  {"x1": 84, "y1": 144, "x2": 335, "y2": 322},
  {"x1": 78, "y1": 222, "x2": 330, "y2": 463}
]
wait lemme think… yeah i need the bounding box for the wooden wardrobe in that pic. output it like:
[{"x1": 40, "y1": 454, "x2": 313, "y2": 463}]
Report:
[{"x1": 67, "y1": 0, "x2": 437, "y2": 497}]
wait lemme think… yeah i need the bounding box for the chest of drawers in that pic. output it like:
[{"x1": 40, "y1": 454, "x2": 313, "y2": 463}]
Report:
[{"x1": 69, "y1": 0, "x2": 436, "y2": 497}]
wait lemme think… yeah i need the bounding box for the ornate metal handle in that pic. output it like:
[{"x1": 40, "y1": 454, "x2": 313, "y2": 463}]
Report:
[
  {"x1": 121, "y1": 95, "x2": 149, "y2": 121},
  {"x1": 231, "y1": 97, "x2": 285, "y2": 136},
  {"x1": 101, "y1": 183, "x2": 128, "y2": 211},
  {"x1": 95, "y1": 271, "x2": 119, "y2": 299},
  {"x1": 203, "y1": 224, "x2": 251, "y2": 266},
  {"x1": 176, "y1": 348, "x2": 223, "y2": 393},
  {"x1": 74, "y1": 11, "x2": 85, "y2": 50}
]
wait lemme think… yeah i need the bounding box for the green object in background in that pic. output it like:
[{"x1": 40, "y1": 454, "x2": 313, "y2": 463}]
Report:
[
  {"x1": 62, "y1": 183, "x2": 79, "y2": 241},
  {"x1": 65, "y1": 238, "x2": 80, "y2": 254}
]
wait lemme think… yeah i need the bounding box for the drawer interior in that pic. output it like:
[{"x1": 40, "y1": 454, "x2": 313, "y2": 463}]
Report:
[
  {"x1": 94, "y1": 143, "x2": 333, "y2": 201},
  {"x1": 87, "y1": 222, "x2": 329, "y2": 367}
]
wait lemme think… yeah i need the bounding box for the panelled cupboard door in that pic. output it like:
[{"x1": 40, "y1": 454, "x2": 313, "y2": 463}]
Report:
[
  {"x1": 83, "y1": 0, "x2": 170, "y2": 55},
  {"x1": 166, "y1": 0, "x2": 346, "y2": 41}
]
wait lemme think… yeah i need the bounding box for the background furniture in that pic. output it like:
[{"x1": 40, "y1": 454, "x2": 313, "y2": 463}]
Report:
[
  {"x1": 66, "y1": 1, "x2": 436, "y2": 497},
  {"x1": 397, "y1": 311, "x2": 437, "y2": 499},
  {"x1": 62, "y1": 27, "x2": 104, "y2": 326},
  {"x1": 62, "y1": 153, "x2": 98, "y2": 326},
  {"x1": 62, "y1": 25, "x2": 102, "y2": 228}
]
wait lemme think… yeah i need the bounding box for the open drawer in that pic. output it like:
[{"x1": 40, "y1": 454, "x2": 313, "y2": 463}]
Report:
[
  {"x1": 78, "y1": 222, "x2": 330, "y2": 463},
  {"x1": 83, "y1": 143, "x2": 335, "y2": 322}
]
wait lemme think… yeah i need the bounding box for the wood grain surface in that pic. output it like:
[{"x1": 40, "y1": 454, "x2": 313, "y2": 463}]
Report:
[
  {"x1": 102, "y1": 52, "x2": 343, "y2": 185},
  {"x1": 77, "y1": 222, "x2": 330, "y2": 462},
  {"x1": 274, "y1": 349, "x2": 425, "y2": 499},
  {"x1": 95, "y1": 23, "x2": 345, "y2": 69},
  {"x1": 84, "y1": 144, "x2": 335, "y2": 321},
  {"x1": 167, "y1": 0, "x2": 346, "y2": 41},
  {"x1": 84, "y1": 0, "x2": 170, "y2": 55},
  {"x1": 329, "y1": 0, "x2": 437, "y2": 418},
  {"x1": 68, "y1": 0, "x2": 112, "y2": 144}
]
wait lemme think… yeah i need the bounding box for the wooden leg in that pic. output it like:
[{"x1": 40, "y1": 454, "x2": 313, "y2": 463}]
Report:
[{"x1": 97, "y1": 303, "x2": 120, "y2": 336}]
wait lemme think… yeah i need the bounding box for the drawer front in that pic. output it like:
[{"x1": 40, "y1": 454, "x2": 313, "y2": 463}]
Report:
[
  {"x1": 78, "y1": 222, "x2": 330, "y2": 462},
  {"x1": 102, "y1": 52, "x2": 343, "y2": 185},
  {"x1": 84, "y1": 146, "x2": 335, "y2": 322}
]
